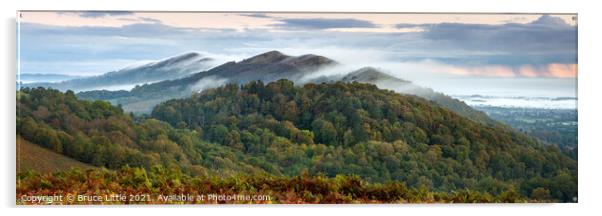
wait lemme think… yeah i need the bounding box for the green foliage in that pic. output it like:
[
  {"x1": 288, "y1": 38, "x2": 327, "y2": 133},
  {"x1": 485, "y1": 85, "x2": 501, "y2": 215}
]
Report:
[
  {"x1": 17, "y1": 81, "x2": 578, "y2": 203},
  {"x1": 17, "y1": 87, "x2": 267, "y2": 177},
  {"x1": 149, "y1": 80, "x2": 577, "y2": 202}
]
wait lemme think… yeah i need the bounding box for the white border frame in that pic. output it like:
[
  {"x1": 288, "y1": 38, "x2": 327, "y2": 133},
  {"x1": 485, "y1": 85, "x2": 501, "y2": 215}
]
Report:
[{"x1": 2, "y1": 0, "x2": 599, "y2": 215}]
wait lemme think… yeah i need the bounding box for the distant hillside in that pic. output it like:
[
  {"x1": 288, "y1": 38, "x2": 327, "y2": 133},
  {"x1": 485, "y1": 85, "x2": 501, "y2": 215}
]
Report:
[
  {"x1": 340, "y1": 67, "x2": 412, "y2": 84},
  {"x1": 78, "y1": 51, "x2": 338, "y2": 113},
  {"x1": 17, "y1": 136, "x2": 95, "y2": 173},
  {"x1": 74, "y1": 52, "x2": 492, "y2": 125},
  {"x1": 24, "y1": 52, "x2": 215, "y2": 92},
  {"x1": 71, "y1": 51, "x2": 522, "y2": 126},
  {"x1": 310, "y1": 67, "x2": 495, "y2": 124}
]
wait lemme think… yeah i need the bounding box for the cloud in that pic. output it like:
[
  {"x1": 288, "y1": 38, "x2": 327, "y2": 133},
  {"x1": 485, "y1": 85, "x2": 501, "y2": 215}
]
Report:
[
  {"x1": 190, "y1": 76, "x2": 229, "y2": 93},
  {"x1": 411, "y1": 15, "x2": 576, "y2": 54},
  {"x1": 529, "y1": 14, "x2": 572, "y2": 28},
  {"x1": 77, "y1": 11, "x2": 134, "y2": 18},
  {"x1": 501, "y1": 16, "x2": 529, "y2": 24},
  {"x1": 137, "y1": 17, "x2": 163, "y2": 24},
  {"x1": 406, "y1": 53, "x2": 577, "y2": 67},
  {"x1": 272, "y1": 18, "x2": 378, "y2": 30},
  {"x1": 18, "y1": 14, "x2": 577, "y2": 79},
  {"x1": 238, "y1": 13, "x2": 272, "y2": 19},
  {"x1": 116, "y1": 17, "x2": 163, "y2": 24},
  {"x1": 445, "y1": 63, "x2": 577, "y2": 78},
  {"x1": 18, "y1": 22, "x2": 257, "y2": 75},
  {"x1": 19, "y1": 22, "x2": 236, "y2": 39},
  {"x1": 394, "y1": 23, "x2": 432, "y2": 29}
]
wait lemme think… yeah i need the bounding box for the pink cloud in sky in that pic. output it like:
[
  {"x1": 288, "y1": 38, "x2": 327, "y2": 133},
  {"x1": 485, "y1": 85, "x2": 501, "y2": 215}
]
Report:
[{"x1": 447, "y1": 63, "x2": 577, "y2": 78}]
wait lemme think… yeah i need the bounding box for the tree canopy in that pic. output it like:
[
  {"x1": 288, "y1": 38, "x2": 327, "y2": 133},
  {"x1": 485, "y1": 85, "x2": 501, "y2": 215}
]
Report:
[{"x1": 17, "y1": 80, "x2": 577, "y2": 202}]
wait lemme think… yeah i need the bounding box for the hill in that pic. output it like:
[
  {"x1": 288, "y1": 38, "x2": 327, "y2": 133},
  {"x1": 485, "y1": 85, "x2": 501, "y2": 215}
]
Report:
[
  {"x1": 24, "y1": 52, "x2": 214, "y2": 92},
  {"x1": 74, "y1": 52, "x2": 493, "y2": 127},
  {"x1": 18, "y1": 81, "x2": 577, "y2": 202},
  {"x1": 151, "y1": 80, "x2": 576, "y2": 201},
  {"x1": 310, "y1": 67, "x2": 495, "y2": 124},
  {"x1": 17, "y1": 88, "x2": 269, "y2": 177},
  {"x1": 77, "y1": 51, "x2": 338, "y2": 113},
  {"x1": 340, "y1": 67, "x2": 412, "y2": 84},
  {"x1": 75, "y1": 51, "x2": 492, "y2": 125},
  {"x1": 17, "y1": 136, "x2": 95, "y2": 173}
]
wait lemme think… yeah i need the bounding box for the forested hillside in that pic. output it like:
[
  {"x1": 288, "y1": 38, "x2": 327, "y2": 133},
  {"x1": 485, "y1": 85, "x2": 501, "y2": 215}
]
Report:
[
  {"x1": 17, "y1": 81, "x2": 577, "y2": 202},
  {"x1": 17, "y1": 88, "x2": 269, "y2": 177},
  {"x1": 313, "y1": 67, "x2": 495, "y2": 124},
  {"x1": 152, "y1": 80, "x2": 577, "y2": 201}
]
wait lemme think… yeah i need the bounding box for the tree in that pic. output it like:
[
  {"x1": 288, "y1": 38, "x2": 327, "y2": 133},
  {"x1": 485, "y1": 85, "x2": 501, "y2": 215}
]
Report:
[
  {"x1": 531, "y1": 187, "x2": 552, "y2": 201},
  {"x1": 205, "y1": 125, "x2": 229, "y2": 144},
  {"x1": 312, "y1": 118, "x2": 338, "y2": 145},
  {"x1": 343, "y1": 130, "x2": 356, "y2": 146},
  {"x1": 226, "y1": 130, "x2": 243, "y2": 150}
]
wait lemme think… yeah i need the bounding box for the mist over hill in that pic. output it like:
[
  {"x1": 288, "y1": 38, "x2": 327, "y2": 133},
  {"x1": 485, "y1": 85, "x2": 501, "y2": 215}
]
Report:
[
  {"x1": 77, "y1": 51, "x2": 339, "y2": 113},
  {"x1": 73, "y1": 51, "x2": 491, "y2": 125},
  {"x1": 23, "y1": 52, "x2": 215, "y2": 92}
]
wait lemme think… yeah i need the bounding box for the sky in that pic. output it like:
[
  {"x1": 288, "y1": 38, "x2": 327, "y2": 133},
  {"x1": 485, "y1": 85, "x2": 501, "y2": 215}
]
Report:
[{"x1": 17, "y1": 11, "x2": 578, "y2": 101}]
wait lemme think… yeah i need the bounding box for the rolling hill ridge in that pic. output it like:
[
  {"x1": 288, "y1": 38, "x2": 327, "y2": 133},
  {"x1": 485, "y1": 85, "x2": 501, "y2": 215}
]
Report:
[
  {"x1": 24, "y1": 52, "x2": 215, "y2": 92},
  {"x1": 75, "y1": 51, "x2": 492, "y2": 125}
]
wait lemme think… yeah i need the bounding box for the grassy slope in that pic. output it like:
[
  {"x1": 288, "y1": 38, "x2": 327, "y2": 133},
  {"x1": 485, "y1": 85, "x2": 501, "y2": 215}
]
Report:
[{"x1": 17, "y1": 136, "x2": 96, "y2": 173}]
